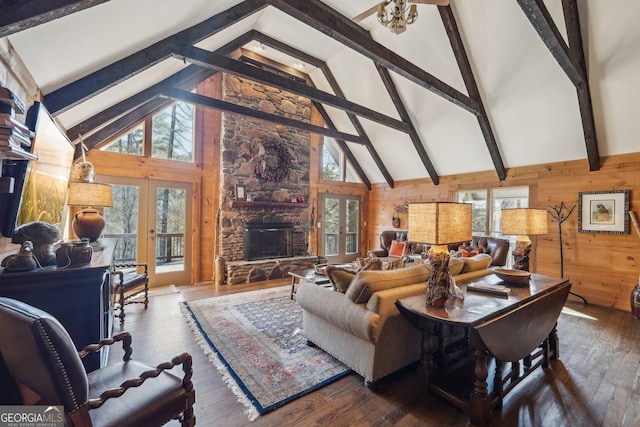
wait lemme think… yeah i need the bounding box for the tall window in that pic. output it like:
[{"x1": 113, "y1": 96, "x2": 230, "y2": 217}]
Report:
[
  {"x1": 151, "y1": 102, "x2": 194, "y2": 162},
  {"x1": 100, "y1": 102, "x2": 195, "y2": 162},
  {"x1": 456, "y1": 186, "x2": 529, "y2": 236},
  {"x1": 322, "y1": 138, "x2": 360, "y2": 183},
  {"x1": 101, "y1": 125, "x2": 144, "y2": 155}
]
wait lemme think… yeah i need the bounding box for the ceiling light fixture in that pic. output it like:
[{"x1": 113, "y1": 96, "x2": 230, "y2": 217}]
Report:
[{"x1": 377, "y1": 0, "x2": 418, "y2": 34}]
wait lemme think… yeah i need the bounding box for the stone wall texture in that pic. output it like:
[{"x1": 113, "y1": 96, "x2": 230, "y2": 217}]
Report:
[{"x1": 219, "y1": 74, "x2": 314, "y2": 283}]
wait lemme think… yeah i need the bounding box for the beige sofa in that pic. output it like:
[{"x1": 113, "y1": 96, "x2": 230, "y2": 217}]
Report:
[{"x1": 296, "y1": 259, "x2": 493, "y2": 386}]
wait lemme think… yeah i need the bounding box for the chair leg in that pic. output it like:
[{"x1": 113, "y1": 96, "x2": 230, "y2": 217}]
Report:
[
  {"x1": 119, "y1": 285, "x2": 126, "y2": 325},
  {"x1": 143, "y1": 280, "x2": 149, "y2": 310}
]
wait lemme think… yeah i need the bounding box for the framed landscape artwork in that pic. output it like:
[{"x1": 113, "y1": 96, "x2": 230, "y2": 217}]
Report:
[{"x1": 578, "y1": 190, "x2": 630, "y2": 234}]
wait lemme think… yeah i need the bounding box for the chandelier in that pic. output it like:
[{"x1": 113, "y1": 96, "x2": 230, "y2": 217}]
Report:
[{"x1": 377, "y1": 0, "x2": 418, "y2": 34}]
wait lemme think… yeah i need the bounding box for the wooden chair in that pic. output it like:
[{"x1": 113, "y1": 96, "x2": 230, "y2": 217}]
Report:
[
  {"x1": 112, "y1": 262, "x2": 149, "y2": 325},
  {"x1": 0, "y1": 297, "x2": 196, "y2": 427}
]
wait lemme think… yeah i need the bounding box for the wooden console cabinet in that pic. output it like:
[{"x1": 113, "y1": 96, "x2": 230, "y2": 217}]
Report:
[{"x1": 0, "y1": 239, "x2": 116, "y2": 372}]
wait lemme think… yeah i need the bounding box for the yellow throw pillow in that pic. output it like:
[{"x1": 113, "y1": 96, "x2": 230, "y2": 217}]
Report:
[{"x1": 460, "y1": 253, "x2": 492, "y2": 273}]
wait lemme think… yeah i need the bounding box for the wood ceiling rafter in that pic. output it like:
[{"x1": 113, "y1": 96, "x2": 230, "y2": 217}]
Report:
[
  {"x1": 269, "y1": 0, "x2": 480, "y2": 114},
  {"x1": 161, "y1": 87, "x2": 366, "y2": 143},
  {"x1": 66, "y1": 30, "x2": 263, "y2": 149},
  {"x1": 268, "y1": 0, "x2": 505, "y2": 180},
  {"x1": 248, "y1": 31, "x2": 374, "y2": 188},
  {"x1": 439, "y1": 5, "x2": 506, "y2": 180},
  {"x1": 43, "y1": 0, "x2": 269, "y2": 115},
  {"x1": 376, "y1": 65, "x2": 439, "y2": 185},
  {"x1": 0, "y1": 0, "x2": 111, "y2": 38},
  {"x1": 517, "y1": 0, "x2": 599, "y2": 171},
  {"x1": 172, "y1": 45, "x2": 410, "y2": 134}
]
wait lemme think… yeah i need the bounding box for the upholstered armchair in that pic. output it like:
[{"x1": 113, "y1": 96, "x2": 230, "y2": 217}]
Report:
[{"x1": 0, "y1": 297, "x2": 196, "y2": 426}]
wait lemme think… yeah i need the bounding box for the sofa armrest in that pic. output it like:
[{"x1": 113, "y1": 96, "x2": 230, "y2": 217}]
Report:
[
  {"x1": 296, "y1": 283, "x2": 377, "y2": 342},
  {"x1": 365, "y1": 283, "x2": 427, "y2": 319}
]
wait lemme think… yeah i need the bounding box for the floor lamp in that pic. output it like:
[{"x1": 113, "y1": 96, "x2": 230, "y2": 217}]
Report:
[{"x1": 548, "y1": 202, "x2": 587, "y2": 304}]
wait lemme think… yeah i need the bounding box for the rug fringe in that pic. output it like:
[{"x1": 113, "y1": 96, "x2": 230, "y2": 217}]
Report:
[{"x1": 179, "y1": 303, "x2": 260, "y2": 421}]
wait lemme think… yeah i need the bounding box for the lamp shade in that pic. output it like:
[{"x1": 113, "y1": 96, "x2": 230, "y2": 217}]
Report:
[
  {"x1": 408, "y1": 202, "x2": 472, "y2": 245},
  {"x1": 67, "y1": 182, "x2": 113, "y2": 207},
  {"x1": 501, "y1": 208, "x2": 548, "y2": 236}
]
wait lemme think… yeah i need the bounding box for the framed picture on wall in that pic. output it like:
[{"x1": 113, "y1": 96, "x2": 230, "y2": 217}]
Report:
[
  {"x1": 235, "y1": 184, "x2": 246, "y2": 201},
  {"x1": 578, "y1": 190, "x2": 630, "y2": 234}
]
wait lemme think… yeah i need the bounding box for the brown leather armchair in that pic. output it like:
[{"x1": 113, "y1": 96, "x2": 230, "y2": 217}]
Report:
[{"x1": 0, "y1": 297, "x2": 196, "y2": 426}]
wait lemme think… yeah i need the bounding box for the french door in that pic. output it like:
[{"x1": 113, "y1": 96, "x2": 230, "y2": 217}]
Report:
[
  {"x1": 98, "y1": 175, "x2": 193, "y2": 286},
  {"x1": 321, "y1": 194, "x2": 360, "y2": 264}
]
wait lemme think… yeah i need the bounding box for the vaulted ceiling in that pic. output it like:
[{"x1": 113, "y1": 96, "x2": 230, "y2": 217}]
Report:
[{"x1": 2, "y1": 0, "x2": 639, "y2": 188}]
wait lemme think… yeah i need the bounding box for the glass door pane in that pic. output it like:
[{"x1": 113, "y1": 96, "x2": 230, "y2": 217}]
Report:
[
  {"x1": 321, "y1": 194, "x2": 360, "y2": 263},
  {"x1": 149, "y1": 180, "x2": 192, "y2": 285}
]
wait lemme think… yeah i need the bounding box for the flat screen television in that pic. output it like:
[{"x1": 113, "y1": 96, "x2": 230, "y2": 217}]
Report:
[{"x1": 0, "y1": 102, "x2": 75, "y2": 237}]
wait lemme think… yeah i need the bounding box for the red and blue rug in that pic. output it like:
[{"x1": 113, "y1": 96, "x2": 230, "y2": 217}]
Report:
[{"x1": 181, "y1": 286, "x2": 351, "y2": 420}]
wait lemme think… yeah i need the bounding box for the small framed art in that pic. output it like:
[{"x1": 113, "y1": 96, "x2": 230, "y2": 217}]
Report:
[
  {"x1": 235, "y1": 184, "x2": 246, "y2": 201},
  {"x1": 578, "y1": 190, "x2": 630, "y2": 234}
]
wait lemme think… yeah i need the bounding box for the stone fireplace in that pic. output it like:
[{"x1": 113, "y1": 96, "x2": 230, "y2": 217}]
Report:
[
  {"x1": 218, "y1": 74, "x2": 317, "y2": 284},
  {"x1": 243, "y1": 222, "x2": 293, "y2": 261}
]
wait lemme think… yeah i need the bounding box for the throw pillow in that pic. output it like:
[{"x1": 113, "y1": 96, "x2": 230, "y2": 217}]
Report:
[
  {"x1": 448, "y1": 257, "x2": 465, "y2": 276},
  {"x1": 388, "y1": 240, "x2": 409, "y2": 257},
  {"x1": 460, "y1": 253, "x2": 492, "y2": 273},
  {"x1": 346, "y1": 263, "x2": 430, "y2": 304},
  {"x1": 326, "y1": 258, "x2": 382, "y2": 293},
  {"x1": 326, "y1": 266, "x2": 356, "y2": 293}
]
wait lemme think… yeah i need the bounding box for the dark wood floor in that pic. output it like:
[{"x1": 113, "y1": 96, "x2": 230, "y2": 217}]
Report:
[{"x1": 108, "y1": 280, "x2": 640, "y2": 427}]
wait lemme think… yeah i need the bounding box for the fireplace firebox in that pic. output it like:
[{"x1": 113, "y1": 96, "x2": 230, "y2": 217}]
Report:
[{"x1": 243, "y1": 223, "x2": 293, "y2": 261}]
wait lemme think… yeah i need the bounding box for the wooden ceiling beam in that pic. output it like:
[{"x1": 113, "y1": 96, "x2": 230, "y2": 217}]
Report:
[
  {"x1": 65, "y1": 30, "x2": 260, "y2": 144},
  {"x1": 517, "y1": 0, "x2": 599, "y2": 171},
  {"x1": 161, "y1": 87, "x2": 367, "y2": 144},
  {"x1": 0, "y1": 0, "x2": 110, "y2": 38},
  {"x1": 516, "y1": 0, "x2": 585, "y2": 87},
  {"x1": 172, "y1": 45, "x2": 410, "y2": 134},
  {"x1": 43, "y1": 0, "x2": 268, "y2": 115},
  {"x1": 269, "y1": 0, "x2": 481, "y2": 115},
  {"x1": 376, "y1": 64, "x2": 440, "y2": 185},
  {"x1": 439, "y1": 5, "x2": 506, "y2": 180},
  {"x1": 562, "y1": 0, "x2": 599, "y2": 171}
]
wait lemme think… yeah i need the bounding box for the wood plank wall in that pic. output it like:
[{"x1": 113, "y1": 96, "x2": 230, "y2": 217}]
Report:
[{"x1": 367, "y1": 153, "x2": 640, "y2": 312}]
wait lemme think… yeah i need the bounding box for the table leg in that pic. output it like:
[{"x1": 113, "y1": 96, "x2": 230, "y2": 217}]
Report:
[
  {"x1": 469, "y1": 347, "x2": 491, "y2": 427},
  {"x1": 418, "y1": 322, "x2": 436, "y2": 393},
  {"x1": 290, "y1": 277, "x2": 299, "y2": 300},
  {"x1": 549, "y1": 322, "x2": 560, "y2": 360}
]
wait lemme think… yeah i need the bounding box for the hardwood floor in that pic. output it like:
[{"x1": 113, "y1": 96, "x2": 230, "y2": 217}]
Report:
[{"x1": 109, "y1": 281, "x2": 640, "y2": 427}]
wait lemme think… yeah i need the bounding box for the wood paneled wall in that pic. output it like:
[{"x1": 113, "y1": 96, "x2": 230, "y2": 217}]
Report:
[{"x1": 367, "y1": 153, "x2": 640, "y2": 312}]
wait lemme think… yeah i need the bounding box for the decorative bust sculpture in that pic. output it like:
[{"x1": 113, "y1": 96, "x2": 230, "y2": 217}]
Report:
[{"x1": 12, "y1": 221, "x2": 61, "y2": 267}]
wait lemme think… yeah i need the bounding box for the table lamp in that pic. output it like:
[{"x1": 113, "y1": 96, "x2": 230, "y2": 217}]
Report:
[
  {"x1": 408, "y1": 202, "x2": 472, "y2": 306},
  {"x1": 501, "y1": 208, "x2": 548, "y2": 272},
  {"x1": 67, "y1": 170, "x2": 112, "y2": 246}
]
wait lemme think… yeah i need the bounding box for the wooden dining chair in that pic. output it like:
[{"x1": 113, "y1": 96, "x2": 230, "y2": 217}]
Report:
[
  {"x1": 0, "y1": 297, "x2": 196, "y2": 426},
  {"x1": 112, "y1": 262, "x2": 149, "y2": 325}
]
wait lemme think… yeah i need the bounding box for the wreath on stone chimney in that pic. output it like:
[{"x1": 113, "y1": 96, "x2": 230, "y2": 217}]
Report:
[{"x1": 253, "y1": 137, "x2": 291, "y2": 182}]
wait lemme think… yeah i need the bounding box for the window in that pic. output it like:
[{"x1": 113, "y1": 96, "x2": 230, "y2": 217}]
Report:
[
  {"x1": 456, "y1": 186, "x2": 529, "y2": 236},
  {"x1": 322, "y1": 138, "x2": 361, "y2": 183},
  {"x1": 151, "y1": 102, "x2": 194, "y2": 162},
  {"x1": 99, "y1": 102, "x2": 195, "y2": 163},
  {"x1": 101, "y1": 125, "x2": 144, "y2": 155}
]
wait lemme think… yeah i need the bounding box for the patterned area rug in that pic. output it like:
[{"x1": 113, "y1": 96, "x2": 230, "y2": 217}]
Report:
[{"x1": 181, "y1": 286, "x2": 351, "y2": 420}]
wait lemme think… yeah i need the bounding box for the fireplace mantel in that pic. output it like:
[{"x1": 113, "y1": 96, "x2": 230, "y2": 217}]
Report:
[{"x1": 231, "y1": 201, "x2": 309, "y2": 209}]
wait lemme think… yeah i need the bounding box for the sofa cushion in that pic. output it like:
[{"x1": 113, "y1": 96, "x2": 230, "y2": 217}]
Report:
[
  {"x1": 326, "y1": 258, "x2": 382, "y2": 293},
  {"x1": 346, "y1": 263, "x2": 429, "y2": 304},
  {"x1": 449, "y1": 257, "x2": 465, "y2": 276},
  {"x1": 388, "y1": 240, "x2": 409, "y2": 257},
  {"x1": 460, "y1": 253, "x2": 492, "y2": 273}
]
